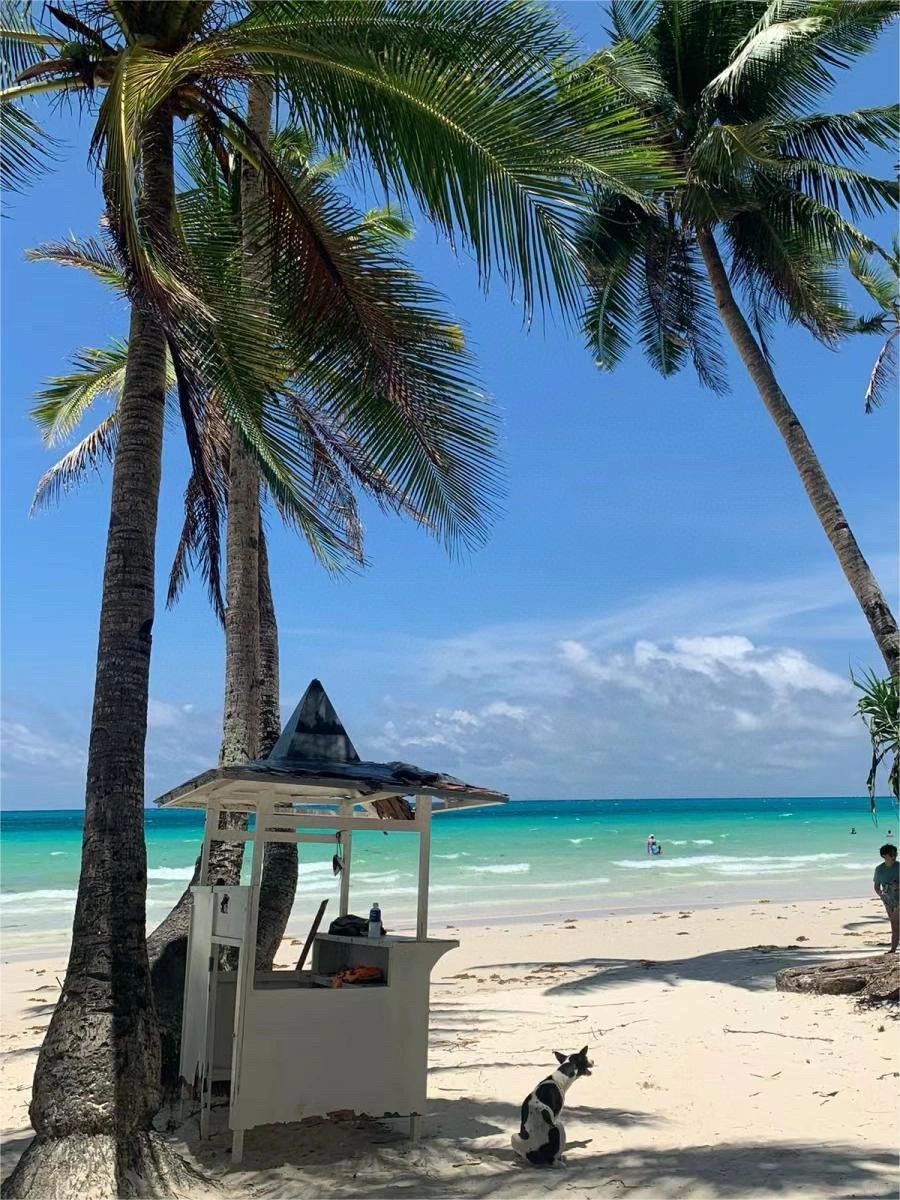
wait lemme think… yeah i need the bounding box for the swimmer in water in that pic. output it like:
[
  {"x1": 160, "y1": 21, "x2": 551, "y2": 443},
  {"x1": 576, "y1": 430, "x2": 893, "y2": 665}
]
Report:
[
  {"x1": 850, "y1": 827, "x2": 857, "y2": 835},
  {"x1": 647, "y1": 834, "x2": 656, "y2": 855}
]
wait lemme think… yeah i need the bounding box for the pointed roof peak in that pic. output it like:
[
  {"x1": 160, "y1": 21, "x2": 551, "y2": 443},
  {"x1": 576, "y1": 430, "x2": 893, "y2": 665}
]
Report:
[{"x1": 266, "y1": 679, "x2": 360, "y2": 765}]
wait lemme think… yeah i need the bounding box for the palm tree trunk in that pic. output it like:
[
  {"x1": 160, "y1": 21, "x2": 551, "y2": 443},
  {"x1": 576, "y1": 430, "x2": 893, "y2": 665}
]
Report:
[
  {"x1": 145, "y1": 80, "x2": 275, "y2": 1079},
  {"x1": 145, "y1": 525, "x2": 294, "y2": 1076},
  {"x1": 254, "y1": 517, "x2": 299, "y2": 970},
  {"x1": 3, "y1": 112, "x2": 200, "y2": 1200},
  {"x1": 697, "y1": 229, "x2": 899, "y2": 677},
  {"x1": 145, "y1": 80, "x2": 297, "y2": 1074},
  {"x1": 219, "y1": 76, "x2": 272, "y2": 771},
  {"x1": 235, "y1": 82, "x2": 299, "y2": 969},
  {"x1": 211, "y1": 75, "x2": 272, "y2": 915}
]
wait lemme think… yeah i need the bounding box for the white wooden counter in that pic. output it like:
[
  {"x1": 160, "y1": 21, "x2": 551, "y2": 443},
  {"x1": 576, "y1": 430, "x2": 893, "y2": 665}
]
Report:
[{"x1": 181, "y1": 917, "x2": 457, "y2": 1139}]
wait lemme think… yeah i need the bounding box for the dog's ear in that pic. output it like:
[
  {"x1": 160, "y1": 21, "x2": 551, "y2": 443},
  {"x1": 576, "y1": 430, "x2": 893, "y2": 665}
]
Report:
[
  {"x1": 579, "y1": 1046, "x2": 589, "y2": 1058},
  {"x1": 553, "y1": 1051, "x2": 567, "y2": 1064}
]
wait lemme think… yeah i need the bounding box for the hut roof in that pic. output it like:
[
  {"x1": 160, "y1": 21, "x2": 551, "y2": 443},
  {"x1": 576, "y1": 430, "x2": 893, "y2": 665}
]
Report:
[{"x1": 155, "y1": 679, "x2": 507, "y2": 814}]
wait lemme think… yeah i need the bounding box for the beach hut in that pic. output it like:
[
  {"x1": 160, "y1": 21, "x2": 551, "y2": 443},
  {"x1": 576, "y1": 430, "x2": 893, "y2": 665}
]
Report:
[{"x1": 156, "y1": 680, "x2": 507, "y2": 1163}]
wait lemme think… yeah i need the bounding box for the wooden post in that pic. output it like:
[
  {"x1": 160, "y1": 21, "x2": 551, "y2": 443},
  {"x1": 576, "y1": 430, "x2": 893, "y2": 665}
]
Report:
[
  {"x1": 200, "y1": 949, "x2": 219, "y2": 1139},
  {"x1": 231, "y1": 1129, "x2": 244, "y2": 1165},
  {"x1": 339, "y1": 829, "x2": 352, "y2": 916},
  {"x1": 228, "y1": 803, "x2": 268, "y2": 1159},
  {"x1": 199, "y1": 804, "x2": 218, "y2": 886},
  {"x1": 416, "y1": 795, "x2": 431, "y2": 940}
]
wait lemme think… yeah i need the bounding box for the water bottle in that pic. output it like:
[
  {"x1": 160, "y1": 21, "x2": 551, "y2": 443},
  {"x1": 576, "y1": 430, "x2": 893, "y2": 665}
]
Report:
[{"x1": 368, "y1": 903, "x2": 382, "y2": 939}]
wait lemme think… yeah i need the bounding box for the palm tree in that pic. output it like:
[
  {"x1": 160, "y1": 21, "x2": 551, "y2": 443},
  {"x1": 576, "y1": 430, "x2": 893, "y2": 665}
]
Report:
[
  {"x1": 27, "y1": 128, "x2": 491, "y2": 1076},
  {"x1": 2, "y1": 3, "x2": 669, "y2": 1191},
  {"x1": 848, "y1": 235, "x2": 898, "y2": 413},
  {"x1": 576, "y1": 0, "x2": 899, "y2": 675}
]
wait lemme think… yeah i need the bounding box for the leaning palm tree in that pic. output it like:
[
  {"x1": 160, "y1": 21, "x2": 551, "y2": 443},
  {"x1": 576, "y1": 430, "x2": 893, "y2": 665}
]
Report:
[
  {"x1": 848, "y1": 234, "x2": 899, "y2": 413},
  {"x1": 576, "y1": 0, "x2": 899, "y2": 675},
  {"x1": 2, "y1": 3, "x2": 670, "y2": 1191}
]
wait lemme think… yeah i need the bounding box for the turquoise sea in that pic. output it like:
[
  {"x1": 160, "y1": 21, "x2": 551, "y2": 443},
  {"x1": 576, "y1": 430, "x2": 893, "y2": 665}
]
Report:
[{"x1": 1, "y1": 798, "x2": 896, "y2": 957}]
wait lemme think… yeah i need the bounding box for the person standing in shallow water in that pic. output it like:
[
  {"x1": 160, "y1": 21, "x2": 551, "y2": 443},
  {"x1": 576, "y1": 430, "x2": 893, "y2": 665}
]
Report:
[{"x1": 873, "y1": 844, "x2": 899, "y2": 953}]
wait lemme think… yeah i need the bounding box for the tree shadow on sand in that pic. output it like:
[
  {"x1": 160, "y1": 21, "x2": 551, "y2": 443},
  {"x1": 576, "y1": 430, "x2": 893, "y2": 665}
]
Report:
[
  {"x1": 184, "y1": 1099, "x2": 896, "y2": 1199},
  {"x1": 471, "y1": 944, "x2": 866, "y2": 995}
]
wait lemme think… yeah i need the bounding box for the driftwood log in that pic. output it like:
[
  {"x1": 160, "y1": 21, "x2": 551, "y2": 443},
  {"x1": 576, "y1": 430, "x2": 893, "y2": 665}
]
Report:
[{"x1": 776, "y1": 953, "x2": 898, "y2": 1003}]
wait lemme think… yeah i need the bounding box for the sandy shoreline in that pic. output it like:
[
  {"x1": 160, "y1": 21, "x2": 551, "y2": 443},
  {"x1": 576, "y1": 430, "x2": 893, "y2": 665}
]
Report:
[{"x1": 2, "y1": 895, "x2": 898, "y2": 1198}]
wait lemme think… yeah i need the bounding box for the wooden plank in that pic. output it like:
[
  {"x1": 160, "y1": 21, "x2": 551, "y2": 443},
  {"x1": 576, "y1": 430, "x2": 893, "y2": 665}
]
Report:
[
  {"x1": 295, "y1": 899, "x2": 329, "y2": 971},
  {"x1": 219, "y1": 813, "x2": 427, "y2": 835}
]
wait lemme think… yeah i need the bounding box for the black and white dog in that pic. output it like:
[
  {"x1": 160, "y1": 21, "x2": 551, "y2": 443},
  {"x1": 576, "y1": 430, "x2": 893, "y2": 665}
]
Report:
[{"x1": 511, "y1": 1046, "x2": 592, "y2": 1167}]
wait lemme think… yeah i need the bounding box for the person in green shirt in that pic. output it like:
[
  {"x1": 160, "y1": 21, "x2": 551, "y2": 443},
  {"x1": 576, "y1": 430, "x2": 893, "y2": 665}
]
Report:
[{"x1": 873, "y1": 844, "x2": 899, "y2": 953}]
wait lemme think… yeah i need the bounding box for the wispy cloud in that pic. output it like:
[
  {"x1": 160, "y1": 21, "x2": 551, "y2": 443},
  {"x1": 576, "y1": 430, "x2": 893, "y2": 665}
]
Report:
[
  {"x1": 358, "y1": 623, "x2": 863, "y2": 798},
  {"x1": 148, "y1": 698, "x2": 196, "y2": 729},
  {"x1": 0, "y1": 718, "x2": 87, "y2": 774},
  {"x1": 2, "y1": 563, "x2": 885, "y2": 806}
]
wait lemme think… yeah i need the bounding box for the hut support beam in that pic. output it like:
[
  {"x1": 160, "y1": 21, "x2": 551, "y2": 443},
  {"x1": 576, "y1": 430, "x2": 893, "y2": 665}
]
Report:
[
  {"x1": 339, "y1": 830, "x2": 352, "y2": 916},
  {"x1": 416, "y1": 799, "x2": 431, "y2": 940}
]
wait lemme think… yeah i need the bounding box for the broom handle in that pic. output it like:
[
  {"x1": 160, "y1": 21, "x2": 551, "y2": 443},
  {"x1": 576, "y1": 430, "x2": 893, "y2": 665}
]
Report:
[{"x1": 296, "y1": 899, "x2": 329, "y2": 971}]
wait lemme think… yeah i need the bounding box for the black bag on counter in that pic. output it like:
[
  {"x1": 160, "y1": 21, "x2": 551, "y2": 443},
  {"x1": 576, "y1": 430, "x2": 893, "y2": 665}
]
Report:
[{"x1": 328, "y1": 914, "x2": 388, "y2": 938}]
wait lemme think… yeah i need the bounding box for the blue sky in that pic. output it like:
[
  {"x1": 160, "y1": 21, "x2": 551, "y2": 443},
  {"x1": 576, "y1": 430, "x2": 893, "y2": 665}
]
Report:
[{"x1": 2, "y1": 7, "x2": 898, "y2": 808}]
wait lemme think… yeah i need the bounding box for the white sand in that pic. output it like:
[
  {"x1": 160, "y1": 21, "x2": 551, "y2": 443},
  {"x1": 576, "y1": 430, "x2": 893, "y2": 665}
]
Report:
[{"x1": 2, "y1": 896, "x2": 897, "y2": 1198}]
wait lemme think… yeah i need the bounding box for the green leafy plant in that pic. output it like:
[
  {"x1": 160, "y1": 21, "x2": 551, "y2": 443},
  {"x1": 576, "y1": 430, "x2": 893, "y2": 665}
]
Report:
[{"x1": 851, "y1": 667, "x2": 899, "y2": 811}]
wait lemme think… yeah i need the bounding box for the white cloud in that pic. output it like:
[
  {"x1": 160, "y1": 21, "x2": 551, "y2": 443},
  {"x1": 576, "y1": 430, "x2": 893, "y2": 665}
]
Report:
[
  {"x1": 148, "y1": 699, "x2": 196, "y2": 729},
  {"x1": 480, "y1": 700, "x2": 528, "y2": 721},
  {"x1": 360, "y1": 614, "x2": 868, "y2": 798},
  {"x1": 0, "y1": 719, "x2": 86, "y2": 773},
  {"x1": 6, "y1": 563, "x2": 884, "y2": 806},
  {"x1": 633, "y1": 635, "x2": 848, "y2": 695}
]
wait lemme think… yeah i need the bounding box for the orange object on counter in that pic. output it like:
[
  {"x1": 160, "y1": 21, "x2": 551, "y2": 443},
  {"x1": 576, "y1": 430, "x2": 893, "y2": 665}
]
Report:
[{"x1": 329, "y1": 965, "x2": 384, "y2": 988}]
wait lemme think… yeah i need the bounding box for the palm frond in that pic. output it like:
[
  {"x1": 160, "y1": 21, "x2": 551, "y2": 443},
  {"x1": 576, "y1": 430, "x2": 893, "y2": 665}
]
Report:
[
  {"x1": 30, "y1": 412, "x2": 118, "y2": 513},
  {"x1": 580, "y1": 39, "x2": 669, "y2": 108},
  {"x1": 777, "y1": 158, "x2": 898, "y2": 222},
  {"x1": 30, "y1": 340, "x2": 131, "y2": 444},
  {"x1": 209, "y1": 1, "x2": 672, "y2": 317},
  {"x1": 26, "y1": 233, "x2": 127, "y2": 292},
  {"x1": 183, "y1": 108, "x2": 502, "y2": 552},
  {"x1": 773, "y1": 105, "x2": 900, "y2": 164},
  {"x1": 578, "y1": 194, "x2": 652, "y2": 370},
  {"x1": 166, "y1": 404, "x2": 230, "y2": 618},
  {"x1": 0, "y1": 98, "x2": 60, "y2": 194},
  {"x1": 848, "y1": 246, "x2": 899, "y2": 315},
  {"x1": 640, "y1": 221, "x2": 729, "y2": 392},
  {"x1": 725, "y1": 194, "x2": 851, "y2": 343},
  {"x1": 0, "y1": 2, "x2": 65, "y2": 81},
  {"x1": 704, "y1": 0, "x2": 897, "y2": 114},
  {"x1": 862, "y1": 328, "x2": 897, "y2": 412},
  {"x1": 608, "y1": 0, "x2": 659, "y2": 45},
  {"x1": 90, "y1": 45, "x2": 204, "y2": 316}
]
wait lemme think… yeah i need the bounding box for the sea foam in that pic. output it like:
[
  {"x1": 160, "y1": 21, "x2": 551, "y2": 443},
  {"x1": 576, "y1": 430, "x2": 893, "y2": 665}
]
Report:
[
  {"x1": 0, "y1": 888, "x2": 77, "y2": 904},
  {"x1": 464, "y1": 862, "x2": 531, "y2": 875},
  {"x1": 147, "y1": 866, "x2": 195, "y2": 880},
  {"x1": 612, "y1": 852, "x2": 849, "y2": 873}
]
